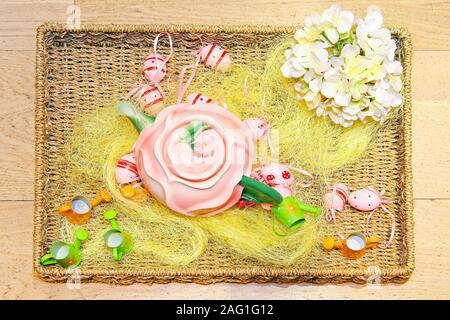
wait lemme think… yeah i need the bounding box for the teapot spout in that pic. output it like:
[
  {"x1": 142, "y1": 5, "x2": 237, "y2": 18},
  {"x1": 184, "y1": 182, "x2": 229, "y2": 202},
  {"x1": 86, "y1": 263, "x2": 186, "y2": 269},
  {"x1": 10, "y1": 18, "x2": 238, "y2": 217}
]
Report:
[{"x1": 116, "y1": 101, "x2": 155, "y2": 133}]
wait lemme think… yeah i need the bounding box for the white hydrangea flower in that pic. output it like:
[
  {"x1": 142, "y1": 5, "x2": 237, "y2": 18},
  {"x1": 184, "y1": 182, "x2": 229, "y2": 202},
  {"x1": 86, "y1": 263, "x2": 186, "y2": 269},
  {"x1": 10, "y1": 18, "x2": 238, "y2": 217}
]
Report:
[
  {"x1": 280, "y1": 5, "x2": 404, "y2": 127},
  {"x1": 321, "y1": 4, "x2": 354, "y2": 43},
  {"x1": 356, "y1": 8, "x2": 396, "y2": 60},
  {"x1": 295, "y1": 15, "x2": 323, "y2": 42}
]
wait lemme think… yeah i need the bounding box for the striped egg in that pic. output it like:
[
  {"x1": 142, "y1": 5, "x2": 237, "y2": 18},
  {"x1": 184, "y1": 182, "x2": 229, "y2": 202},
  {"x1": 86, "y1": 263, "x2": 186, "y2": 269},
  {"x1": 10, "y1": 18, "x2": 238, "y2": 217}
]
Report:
[
  {"x1": 131, "y1": 83, "x2": 165, "y2": 116},
  {"x1": 323, "y1": 183, "x2": 349, "y2": 212},
  {"x1": 186, "y1": 93, "x2": 213, "y2": 105},
  {"x1": 143, "y1": 53, "x2": 167, "y2": 83},
  {"x1": 197, "y1": 44, "x2": 231, "y2": 71},
  {"x1": 115, "y1": 153, "x2": 141, "y2": 185}
]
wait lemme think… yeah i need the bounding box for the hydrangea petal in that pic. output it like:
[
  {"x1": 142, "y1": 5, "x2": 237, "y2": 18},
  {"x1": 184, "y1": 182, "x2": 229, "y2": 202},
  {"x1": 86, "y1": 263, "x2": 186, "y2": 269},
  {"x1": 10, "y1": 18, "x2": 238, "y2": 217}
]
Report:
[
  {"x1": 325, "y1": 27, "x2": 339, "y2": 44},
  {"x1": 338, "y1": 11, "x2": 354, "y2": 33},
  {"x1": 386, "y1": 61, "x2": 403, "y2": 75},
  {"x1": 309, "y1": 77, "x2": 322, "y2": 92},
  {"x1": 321, "y1": 81, "x2": 338, "y2": 98},
  {"x1": 280, "y1": 62, "x2": 294, "y2": 78},
  {"x1": 304, "y1": 91, "x2": 317, "y2": 102},
  {"x1": 365, "y1": 10, "x2": 383, "y2": 33},
  {"x1": 334, "y1": 91, "x2": 351, "y2": 106}
]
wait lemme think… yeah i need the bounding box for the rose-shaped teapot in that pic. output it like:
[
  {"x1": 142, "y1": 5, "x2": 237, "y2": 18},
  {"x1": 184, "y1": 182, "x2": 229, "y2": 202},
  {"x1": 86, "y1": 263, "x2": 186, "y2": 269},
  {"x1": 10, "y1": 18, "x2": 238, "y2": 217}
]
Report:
[{"x1": 117, "y1": 101, "x2": 286, "y2": 217}]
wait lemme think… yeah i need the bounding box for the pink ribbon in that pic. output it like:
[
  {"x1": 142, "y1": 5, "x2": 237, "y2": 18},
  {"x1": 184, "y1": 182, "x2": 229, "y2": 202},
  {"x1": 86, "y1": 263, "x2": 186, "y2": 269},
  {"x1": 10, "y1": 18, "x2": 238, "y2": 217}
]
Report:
[
  {"x1": 177, "y1": 55, "x2": 201, "y2": 104},
  {"x1": 149, "y1": 33, "x2": 173, "y2": 96},
  {"x1": 286, "y1": 165, "x2": 313, "y2": 188},
  {"x1": 243, "y1": 76, "x2": 274, "y2": 153},
  {"x1": 365, "y1": 187, "x2": 396, "y2": 249},
  {"x1": 324, "y1": 185, "x2": 344, "y2": 239},
  {"x1": 152, "y1": 32, "x2": 173, "y2": 81},
  {"x1": 126, "y1": 82, "x2": 144, "y2": 100}
]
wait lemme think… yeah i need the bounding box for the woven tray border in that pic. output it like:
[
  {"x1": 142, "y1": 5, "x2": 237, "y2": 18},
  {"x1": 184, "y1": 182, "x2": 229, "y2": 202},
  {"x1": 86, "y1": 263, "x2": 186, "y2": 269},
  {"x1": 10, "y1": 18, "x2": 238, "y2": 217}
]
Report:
[{"x1": 33, "y1": 23, "x2": 414, "y2": 285}]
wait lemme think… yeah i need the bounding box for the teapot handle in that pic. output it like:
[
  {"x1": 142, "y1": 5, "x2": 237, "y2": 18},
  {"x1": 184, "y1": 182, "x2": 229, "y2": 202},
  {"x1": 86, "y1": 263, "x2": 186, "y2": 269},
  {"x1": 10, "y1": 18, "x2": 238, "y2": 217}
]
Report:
[{"x1": 239, "y1": 175, "x2": 283, "y2": 205}]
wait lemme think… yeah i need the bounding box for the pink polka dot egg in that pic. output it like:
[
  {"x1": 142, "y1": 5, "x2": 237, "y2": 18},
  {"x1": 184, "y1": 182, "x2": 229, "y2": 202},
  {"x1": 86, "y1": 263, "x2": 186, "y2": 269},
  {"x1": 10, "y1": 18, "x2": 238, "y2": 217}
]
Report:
[{"x1": 348, "y1": 188, "x2": 383, "y2": 211}]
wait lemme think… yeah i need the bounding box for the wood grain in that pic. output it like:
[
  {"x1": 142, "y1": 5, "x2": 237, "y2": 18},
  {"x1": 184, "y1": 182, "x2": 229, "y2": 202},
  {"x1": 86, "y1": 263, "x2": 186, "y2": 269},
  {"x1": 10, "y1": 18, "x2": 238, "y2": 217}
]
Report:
[
  {"x1": 75, "y1": 0, "x2": 450, "y2": 51},
  {"x1": 1, "y1": 199, "x2": 449, "y2": 299},
  {"x1": 0, "y1": 0, "x2": 74, "y2": 50},
  {"x1": 413, "y1": 101, "x2": 450, "y2": 199},
  {"x1": 0, "y1": 51, "x2": 34, "y2": 200},
  {"x1": 0, "y1": 0, "x2": 450, "y2": 299}
]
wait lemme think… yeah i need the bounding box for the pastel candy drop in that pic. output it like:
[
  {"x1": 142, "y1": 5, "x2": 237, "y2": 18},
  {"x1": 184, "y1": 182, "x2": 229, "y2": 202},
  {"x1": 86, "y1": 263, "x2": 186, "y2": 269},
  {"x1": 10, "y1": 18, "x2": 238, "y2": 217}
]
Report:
[
  {"x1": 237, "y1": 200, "x2": 247, "y2": 209},
  {"x1": 120, "y1": 185, "x2": 136, "y2": 199},
  {"x1": 115, "y1": 153, "x2": 141, "y2": 185},
  {"x1": 143, "y1": 53, "x2": 167, "y2": 83},
  {"x1": 260, "y1": 163, "x2": 294, "y2": 187},
  {"x1": 323, "y1": 236, "x2": 336, "y2": 250},
  {"x1": 186, "y1": 93, "x2": 213, "y2": 105},
  {"x1": 237, "y1": 199, "x2": 256, "y2": 209},
  {"x1": 348, "y1": 188, "x2": 382, "y2": 211},
  {"x1": 244, "y1": 118, "x2": 269, "y2": 141},
  {"x1": 198, "y1": 44, "x2": 231, "y2": 71}
]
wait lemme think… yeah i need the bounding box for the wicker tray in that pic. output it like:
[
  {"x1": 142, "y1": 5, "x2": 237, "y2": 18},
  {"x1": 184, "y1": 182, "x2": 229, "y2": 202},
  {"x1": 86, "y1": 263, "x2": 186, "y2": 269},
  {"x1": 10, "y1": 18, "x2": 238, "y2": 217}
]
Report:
[{"x1": 34, "y1": 23, "x2": 414, "y2": 284}]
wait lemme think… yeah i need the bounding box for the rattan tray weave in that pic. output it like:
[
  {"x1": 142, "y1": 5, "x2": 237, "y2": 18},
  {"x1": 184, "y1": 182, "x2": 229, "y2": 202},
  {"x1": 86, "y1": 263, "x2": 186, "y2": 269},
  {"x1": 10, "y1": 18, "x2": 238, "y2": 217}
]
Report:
[{"x1": 34, "y1": 23, "x2": 414, "y2": 284}]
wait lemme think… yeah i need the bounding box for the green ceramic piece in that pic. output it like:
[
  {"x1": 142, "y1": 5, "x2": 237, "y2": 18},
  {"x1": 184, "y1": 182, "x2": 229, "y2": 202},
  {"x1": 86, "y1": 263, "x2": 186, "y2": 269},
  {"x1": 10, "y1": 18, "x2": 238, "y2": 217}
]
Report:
[
  {"x1": 104, "y1": 209, "x2": 117, "y2": 221},
  {"x1": 104, "y1": 230, "x2": 134, "y2": 261},
  {"x1": 75, "y1": 228, "x2": 89, "y2": 241},
  {"x1": 297, "y1": 202, "x2": 322, "y2": 217},
  {"x1": 117, "y1": 101, "x2": 155, "y2": 133},
  {"x1": 104, "y1": 209, "x2": 120, "y2": 230},
  {"x1": 103, "y1": 210, "x2": 133, "y2": 261},
  {"x1": 272, "y1": 196, "x2": 322, "y2": 229},
  {"x1": 272, "y1": 196, "x2": 306, "y2": 229},
  {"x1": 239, "y1": 175, "x2": 283, "y2": 205},
  {"x1": 40, "y1": 229, "x2": 89, "y2": 269}
]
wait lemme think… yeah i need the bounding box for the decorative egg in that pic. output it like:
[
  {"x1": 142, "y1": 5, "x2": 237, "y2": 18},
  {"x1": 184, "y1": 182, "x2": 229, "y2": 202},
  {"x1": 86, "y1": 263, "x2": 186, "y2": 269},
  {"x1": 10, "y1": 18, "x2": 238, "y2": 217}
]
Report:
[
  {"x1": 130, "y1": 83, "x2": 165, "y2": 116},
  {"x1": 323, "y1": 183, "x2": 349, "y2": 212},
  {"x1": 259, "y1": 163, "x2": 294, "y2": 187},
  {"x1": 186, "y1": 93, "x2": 213, "y2": 105},
  {"x1": 115, "y1": 153, "x2": 141, "y2": 185},
  {"x1": 348, "y1": 188, "x2": 382, "y2": 211},
  {"x1": 250, "y1": 169, "x2": 266, "y2": 184},
  {"x1": 197, "y1": 44, "x2": 231, "y2": 71},
  {"x1": 273, "y1": 184, "x2": 293, "y2": 198},
  {"x1": 244, "y1": 118, "x2": 269, "y2": 141},
  {"x1": 143, "y1": 53, "x2": 167, "y2": 83}
]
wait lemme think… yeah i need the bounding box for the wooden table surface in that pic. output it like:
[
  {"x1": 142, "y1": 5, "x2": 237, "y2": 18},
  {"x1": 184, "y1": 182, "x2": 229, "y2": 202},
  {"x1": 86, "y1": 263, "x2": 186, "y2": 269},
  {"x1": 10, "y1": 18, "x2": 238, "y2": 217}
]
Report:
[{"x1": 1, "y1": 0, "x2": 449, "y2": 300}]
